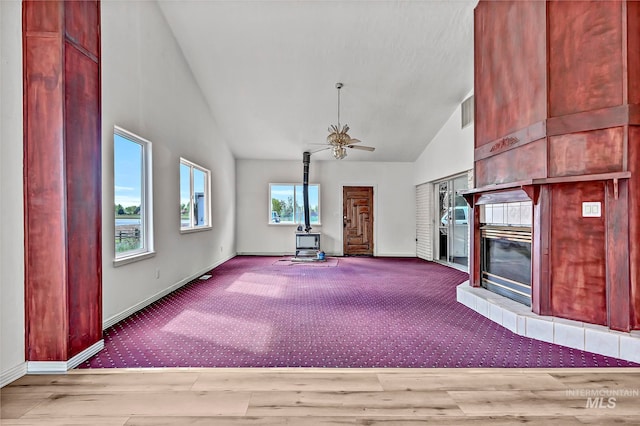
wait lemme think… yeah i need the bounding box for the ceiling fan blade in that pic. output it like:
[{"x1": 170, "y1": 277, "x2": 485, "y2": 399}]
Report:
[
  {"x1": 310, "y1": 146, "x2": 331, "y2": 154},
  {"x1": 347, "y1": 145, "x2": 375, "y2": 152},
  {"x1": 348, "y1": 138, "x2": 362, "y2": 144}
]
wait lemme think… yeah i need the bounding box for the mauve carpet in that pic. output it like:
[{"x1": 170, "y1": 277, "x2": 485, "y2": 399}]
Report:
[{"x1": 79, "y1": 256, "x2": 638, "y2": 368}]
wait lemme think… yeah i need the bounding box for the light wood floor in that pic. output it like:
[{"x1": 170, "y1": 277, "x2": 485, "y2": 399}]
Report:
[{"x1": 2, "y1": 368, "x2": 640, "y2": 425}]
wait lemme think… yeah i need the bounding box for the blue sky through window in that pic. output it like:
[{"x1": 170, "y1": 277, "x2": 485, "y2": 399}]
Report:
[{"x1": 114, "y1": 134, "x2": 142, "y2": 208}]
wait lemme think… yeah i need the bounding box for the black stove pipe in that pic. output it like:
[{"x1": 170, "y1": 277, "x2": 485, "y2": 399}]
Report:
[{"x1": 302, "y1": 151, "x2": 311, "y2": 233}]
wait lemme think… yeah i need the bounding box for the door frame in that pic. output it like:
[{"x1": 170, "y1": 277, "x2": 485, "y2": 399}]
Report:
[
  {"x1": 433, "y1": 173, "x2": 470, "y2": 271},
  {"x1": 341, "y1": 183, "x2": 377, "y2": 256}
]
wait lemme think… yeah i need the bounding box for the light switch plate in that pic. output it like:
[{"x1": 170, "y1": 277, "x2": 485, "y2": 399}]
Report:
[{"x1": 582, "y1": 202, "x2": 601, "y2": 218}]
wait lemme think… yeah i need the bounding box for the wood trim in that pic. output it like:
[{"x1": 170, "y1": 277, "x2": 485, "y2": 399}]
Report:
[
  {"x1": 469, "y1": 199, "x2": 481, "y2": 287},
  {"x1": 474, "y1": 121, "x2": 547, "y2": 161},
  {"x1": 606, "y1": 179, "x2": 631, "y2": 332},
  {"x1": 538, "y1": 171, "x2": 631, "y2": 185},
  {"x1": 623, "y1": 0, "x2": 628, "y2": 106},
  {"x1": 460, "y1": 180, "x2": 535, "y2": 196},
  {"x1": 474, "y1": 104, "x2": 639, "y2": 163},
  {"x1": 532, "y1": 186, "x2": 551, "y2": 315},
  {"x1": 631, "y1": 104, "x2": 640, "y2": 124},
  {"x1": 547, "y1": 105, "x2": 630, "y2": 136},
  {"x1": 461, "y1": 171, "x2": 632, "y2": 198},
  {"x1": 23, "y1": 0, "x2": 69, "y2": 361}
]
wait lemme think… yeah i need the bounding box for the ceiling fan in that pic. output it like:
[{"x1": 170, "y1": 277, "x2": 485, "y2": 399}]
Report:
[{"x1": 313, "y1": 83, "x2": 375, "y2": 160}]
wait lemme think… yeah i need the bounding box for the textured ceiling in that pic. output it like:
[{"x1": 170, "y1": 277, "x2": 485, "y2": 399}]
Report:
[{"x1": 158, "y1": 0, "x2": 476, "y2": 161}]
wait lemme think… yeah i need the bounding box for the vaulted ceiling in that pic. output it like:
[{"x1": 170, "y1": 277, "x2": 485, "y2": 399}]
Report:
[{"x1": 158, "y1": 1, "x2": 476, "y2": 161}]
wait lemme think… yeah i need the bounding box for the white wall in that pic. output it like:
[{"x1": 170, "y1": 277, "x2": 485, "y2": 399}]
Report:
[
  {"x1": 414, "y1": 96, "x2": 474, "y2": 186},
  {"x1": 0, "y1": 0, "x2": 26, "y2": 387},
  {"x1": 101, "y1": 1, "x2": 236, "y2": 324},
  {"x1": 236, "y1": 159, "x2": 416, "y2": 257}
]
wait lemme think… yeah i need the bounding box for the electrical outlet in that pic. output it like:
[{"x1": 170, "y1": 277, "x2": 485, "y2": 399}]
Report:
[
  {"x1": 155, "y1": 269, "x2": 160, "y2": 279},
  {"x1": 220, "y1": 246, "x2": 223, "y2": 253}
]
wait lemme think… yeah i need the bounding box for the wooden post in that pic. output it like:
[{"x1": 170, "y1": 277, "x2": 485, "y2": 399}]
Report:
[{"x1": 23, "y1": 0, "x2": 102, "y2": 362}]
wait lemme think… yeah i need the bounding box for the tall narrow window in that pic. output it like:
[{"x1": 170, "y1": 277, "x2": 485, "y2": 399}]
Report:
[
  {"x1": 114, "y1": 127, "x2": 153, "y2": 263},
  {"x1": 180, "y1": 158, "x2": 211, "y2": 231}
]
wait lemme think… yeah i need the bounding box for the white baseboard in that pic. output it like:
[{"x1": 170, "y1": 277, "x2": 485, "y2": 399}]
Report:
[
  {"x1": 236, "y1": 252, "x2": 293, "y2": 256},
  {"x1": 26, "y1": 339, "x2": 104, "y2": 374},
  {"x1": 237, "y1": 252, "x2": 416, "y2": 258},
  {"x1": 103, "y1": 254, "x2": 236, "y2": 329},
  {"x1": 1, "y1": 362, "x2": 27, "y2": 388}
]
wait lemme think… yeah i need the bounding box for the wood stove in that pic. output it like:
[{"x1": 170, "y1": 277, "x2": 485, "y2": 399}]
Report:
[{"x1": 295, "y1": 232, "x2": 320, "y2": 257}]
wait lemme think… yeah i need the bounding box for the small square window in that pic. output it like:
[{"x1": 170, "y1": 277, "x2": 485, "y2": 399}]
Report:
[{"x1": 269, "y1": 183, "x2": 320, "y2": 225}]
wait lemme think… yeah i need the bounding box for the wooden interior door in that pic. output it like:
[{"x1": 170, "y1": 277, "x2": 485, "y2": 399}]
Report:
[{"x1": 343, "y1": 186, "x2": 374, "y2": 256}]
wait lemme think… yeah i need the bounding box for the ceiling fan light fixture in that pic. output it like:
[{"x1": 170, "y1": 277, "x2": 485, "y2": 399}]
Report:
[{"x1": 332, "y1": 145, "x2": 347, "y2": 160}]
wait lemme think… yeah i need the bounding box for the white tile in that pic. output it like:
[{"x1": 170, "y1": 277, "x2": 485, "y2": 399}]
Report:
[
  {"x1": 525, "y1": 317, "x2": 554, "y2": 343},
  {"x1": 585, "y1": 328, "x2": 619, "y2": 358},
  {"x1": 521, "y1": 202, "x2": 532, "y2": 225},
  {"x1": 475, "y1": 298, "x2": 489, "y2": 318},
  {"x1": 516, "y1": 316, "x2": 527, "y2": 335},
  {"x1": 582, "y1": 322, "x2": 610, "y2": 332},
  {"x1": 507, "y1": 203, "x2": 521, "y2": 225},
  {"x1": 493, "y1": 204, "x2": 504, "y2": 224},
  {"x1": 489, "y1": 303, "x2": 503, "y2": 324},
  {"x1": 553, "y1": 322, "x2": 585, "y2": 350},
  {"x1": 502, "y1": 309, "x2": 517, "y2": 333},
  {"x1": 457, "y1": 289, "x2": 475, "y2": 310},
  {"x1": 552, "y1": 317, "x2": 584, "y2": 328},
  {"x1": 619, "y1": 335, "x2": 640, "y2": 363},
  {"x1": 484, "y1": 205, "x2": 493, "y2": 224}
]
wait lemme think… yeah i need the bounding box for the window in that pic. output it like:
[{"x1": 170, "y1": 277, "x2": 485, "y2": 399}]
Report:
[
  {"x1": 180, "y1": 158, "x2": 211, "y2": 231},
  {"x1": 269, "y1": 183, "x2": 320, "y2": 225},
  {"x1": 114, "y1": 127, "x2": 153, "y2": 263}
]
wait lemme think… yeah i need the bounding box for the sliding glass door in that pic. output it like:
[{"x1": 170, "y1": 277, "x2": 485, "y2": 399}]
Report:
[{"x1": 436, "y1": 174, "x2": 469, "y2": 268}]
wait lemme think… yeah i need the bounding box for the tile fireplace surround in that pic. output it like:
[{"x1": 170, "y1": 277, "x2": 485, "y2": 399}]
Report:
[{"x1": 457, "y1": 282, "x2": 640, "y2": 364}]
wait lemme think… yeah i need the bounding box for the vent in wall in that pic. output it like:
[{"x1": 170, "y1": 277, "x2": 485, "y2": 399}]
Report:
[{"x1": 461, "y1": 95, "x2": 474, "y2": 129}]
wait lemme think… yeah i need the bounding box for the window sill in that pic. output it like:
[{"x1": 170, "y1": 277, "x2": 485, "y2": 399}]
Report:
[
  {"x1": 180, "y1": 226, "x2": 212, "y2": 234},
  {"x1": 113, "y1": 251, "x2": 156, "y2": 267}
]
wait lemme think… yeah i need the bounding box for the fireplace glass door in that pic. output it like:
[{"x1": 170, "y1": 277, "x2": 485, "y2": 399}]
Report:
[{"x1": 481, "y1": 226, "x2": 532, "y2": 306}]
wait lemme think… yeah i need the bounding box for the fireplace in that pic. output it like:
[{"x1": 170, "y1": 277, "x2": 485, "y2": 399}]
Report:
[{"x1": 480, "y1": 226, "x2": 532, "y2": 306}]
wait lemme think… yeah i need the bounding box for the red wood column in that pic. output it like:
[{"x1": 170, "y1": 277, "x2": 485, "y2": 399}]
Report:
[
  {"x1": 627, "y1": 0, "x2": 640, "y2": 329},
  {"x1": 23, "y1": 0, "x2": 102, "y2": 362},
  {"x1": 468, "y1": 196, "x2": 481, "y2": 287},
  {"x1": 628, "y1": 124, "x2": 640, "y2": 330},
  {"x1": 606, "y1": 179, "x2": 631, "y2": 331},
  {"x1": 531, "y1": 185, "x2": 551, "y2": 315}
]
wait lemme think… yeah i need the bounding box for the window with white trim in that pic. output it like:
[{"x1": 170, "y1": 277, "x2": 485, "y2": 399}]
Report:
[
  {"x1": 114, "y1": 126, "x2": 154, "y2": 262},
  {"x1": 269, "y1": 183, "x2": 320, "y2": 225},
  {"x1": 180, "y1": 158, "x2": 211, "y2": 231}
]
